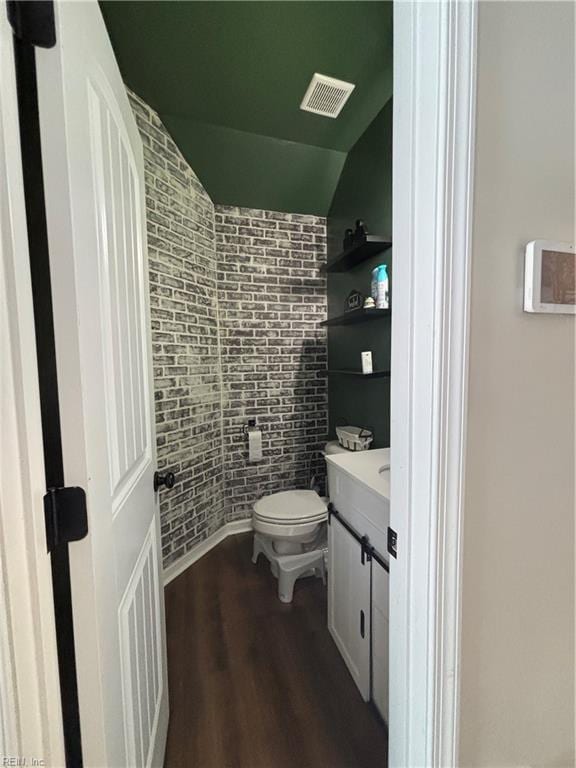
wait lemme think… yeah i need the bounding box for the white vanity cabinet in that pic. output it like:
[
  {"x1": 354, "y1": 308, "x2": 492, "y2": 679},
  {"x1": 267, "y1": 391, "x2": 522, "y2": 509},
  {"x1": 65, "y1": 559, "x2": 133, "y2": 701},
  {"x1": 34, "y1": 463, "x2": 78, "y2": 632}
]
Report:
[{"x1": 326, "y1": 449, "x2": 390, "y2": 721}]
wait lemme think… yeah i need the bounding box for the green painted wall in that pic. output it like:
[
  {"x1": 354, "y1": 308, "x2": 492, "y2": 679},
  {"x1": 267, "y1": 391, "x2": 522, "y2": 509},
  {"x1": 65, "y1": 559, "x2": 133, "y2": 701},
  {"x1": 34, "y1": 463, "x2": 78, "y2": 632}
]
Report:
[{"x1": 326, "y1": 99, "x2": 393, "y2": 448}]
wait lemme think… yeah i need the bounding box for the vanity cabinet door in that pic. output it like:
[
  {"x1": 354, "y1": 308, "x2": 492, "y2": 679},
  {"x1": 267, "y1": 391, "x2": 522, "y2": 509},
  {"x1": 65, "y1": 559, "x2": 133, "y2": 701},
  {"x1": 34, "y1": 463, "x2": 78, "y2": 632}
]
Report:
[
  {"x1": 328, "y1": 518, "x2": 371, "y2": 701},
  {"x1": 372, "y1": 559, "x2": 389, "y2": 721}
]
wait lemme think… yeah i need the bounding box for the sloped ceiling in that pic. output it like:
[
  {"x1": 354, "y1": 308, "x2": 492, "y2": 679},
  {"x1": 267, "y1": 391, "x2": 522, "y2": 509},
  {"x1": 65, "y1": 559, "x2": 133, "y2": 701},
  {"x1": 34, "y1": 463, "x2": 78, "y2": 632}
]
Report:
[{"x1": 100, "y1": 1, "x2": 393, "y2": 215}]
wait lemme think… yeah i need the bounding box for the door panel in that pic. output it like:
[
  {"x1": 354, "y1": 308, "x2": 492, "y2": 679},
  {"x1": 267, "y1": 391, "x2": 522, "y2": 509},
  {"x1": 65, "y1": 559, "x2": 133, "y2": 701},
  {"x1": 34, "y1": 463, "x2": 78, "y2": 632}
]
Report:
[
  {"x1": 328, "y1": 518, "x2": 371, "y2": 700},
  {"x1": 35, "y1": 1, "x2": 168, "y2": 765},
  {"x1": 88, "y1": 79, "x2": 150, "y2": 504},
  {"x1": 372, "y1": 561, "x2": 389, "y2": 721},
  {"x1": 118, "y1": 521, "x2": 163, "y2": 767}
]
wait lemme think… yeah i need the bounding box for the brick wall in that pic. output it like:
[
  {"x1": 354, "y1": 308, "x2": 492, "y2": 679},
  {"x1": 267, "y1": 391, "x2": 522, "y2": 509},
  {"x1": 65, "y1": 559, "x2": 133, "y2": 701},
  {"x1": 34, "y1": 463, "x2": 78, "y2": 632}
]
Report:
[
  {"x1": 129, "y1": 91, "x2": 329, "y2": 569},
  {"x1": 215, "y1": 206, "x2": 329, "y2": 522},
  {"x1": 128, "y1": 91, "x2": 225, "y2": 569}
]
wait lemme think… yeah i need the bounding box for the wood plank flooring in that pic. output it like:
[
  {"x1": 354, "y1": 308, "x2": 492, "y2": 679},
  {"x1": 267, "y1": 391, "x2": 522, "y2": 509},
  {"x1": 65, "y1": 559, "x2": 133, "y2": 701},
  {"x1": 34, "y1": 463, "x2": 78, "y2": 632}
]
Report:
[{"x1": 164, "y1": 533, "x2": 388, "y2": 768}]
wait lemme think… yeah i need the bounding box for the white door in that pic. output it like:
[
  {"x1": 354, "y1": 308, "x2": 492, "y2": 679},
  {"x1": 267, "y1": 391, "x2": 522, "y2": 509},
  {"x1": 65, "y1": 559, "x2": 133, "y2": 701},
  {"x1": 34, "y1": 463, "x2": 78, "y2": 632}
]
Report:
[
  {"x1": 328, "y1": 518, "x2": 371, "y2": 700},
  {"x1": 34, "y1": 1, "x2": 168, "y2": 765}
]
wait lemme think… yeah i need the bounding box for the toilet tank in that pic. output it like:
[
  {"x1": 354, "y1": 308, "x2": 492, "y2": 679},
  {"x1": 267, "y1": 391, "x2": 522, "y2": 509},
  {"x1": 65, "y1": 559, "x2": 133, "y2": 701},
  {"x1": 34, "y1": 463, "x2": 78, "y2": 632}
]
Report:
[
  {"x1": 323, "y1": 441, "x2": 351, "y2": 497},
  {"x1": 323, "y1": 440, "x2": 350, "y2": 457}
]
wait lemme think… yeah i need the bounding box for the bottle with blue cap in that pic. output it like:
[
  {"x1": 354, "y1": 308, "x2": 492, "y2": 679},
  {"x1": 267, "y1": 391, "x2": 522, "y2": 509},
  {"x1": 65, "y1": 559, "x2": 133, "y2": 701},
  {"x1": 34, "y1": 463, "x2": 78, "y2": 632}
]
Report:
[{"x1": 376, "y1": 264, "x2": 389, "y2": 309}]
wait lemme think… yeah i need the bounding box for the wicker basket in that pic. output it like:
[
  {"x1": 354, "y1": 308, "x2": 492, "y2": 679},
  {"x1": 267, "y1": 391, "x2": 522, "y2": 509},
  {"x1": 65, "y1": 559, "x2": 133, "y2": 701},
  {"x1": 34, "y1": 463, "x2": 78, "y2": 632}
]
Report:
[{"x1": 335, "y1": 426, "x2": 373, "y2": 452}]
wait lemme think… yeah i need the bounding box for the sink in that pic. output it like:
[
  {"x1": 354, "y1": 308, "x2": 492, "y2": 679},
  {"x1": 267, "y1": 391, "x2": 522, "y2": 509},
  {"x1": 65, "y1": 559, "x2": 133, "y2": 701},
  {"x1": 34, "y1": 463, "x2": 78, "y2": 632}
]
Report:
[{"x1": 325, "y1": 447, "x2": 391, "y2": 499}]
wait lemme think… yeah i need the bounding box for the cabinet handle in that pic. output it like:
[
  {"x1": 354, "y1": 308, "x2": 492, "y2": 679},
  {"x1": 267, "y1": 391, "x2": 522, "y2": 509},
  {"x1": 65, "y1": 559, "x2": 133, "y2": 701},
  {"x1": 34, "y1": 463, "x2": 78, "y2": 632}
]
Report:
[{"x1": 360, "y1": 609, "x2": 365, "y2": 638}]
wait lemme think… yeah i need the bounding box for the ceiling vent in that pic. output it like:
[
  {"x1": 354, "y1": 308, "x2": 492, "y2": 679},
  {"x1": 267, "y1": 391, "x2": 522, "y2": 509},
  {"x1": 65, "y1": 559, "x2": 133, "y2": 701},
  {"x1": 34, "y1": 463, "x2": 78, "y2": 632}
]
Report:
[{"x1": 300, "y1": 73, "x2": 355, "y2": 119}]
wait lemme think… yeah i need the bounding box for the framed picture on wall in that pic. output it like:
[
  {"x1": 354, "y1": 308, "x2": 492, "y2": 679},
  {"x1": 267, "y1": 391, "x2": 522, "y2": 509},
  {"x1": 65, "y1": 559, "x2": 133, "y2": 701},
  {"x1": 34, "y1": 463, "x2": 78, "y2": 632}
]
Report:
[{"x1": 524, "y1": 240, "x2": 575, "y2": 314}]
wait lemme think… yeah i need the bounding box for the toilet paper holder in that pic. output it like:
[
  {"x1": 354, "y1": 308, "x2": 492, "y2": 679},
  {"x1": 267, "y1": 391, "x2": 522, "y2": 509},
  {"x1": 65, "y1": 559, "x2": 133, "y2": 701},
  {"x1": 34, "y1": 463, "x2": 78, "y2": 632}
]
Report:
[
  {"x1": 244, "y1": 419, "x2": 263, "y2": 462},
  {"x1": 243, "y1": 418, "x2": 258, "y2": 434}
]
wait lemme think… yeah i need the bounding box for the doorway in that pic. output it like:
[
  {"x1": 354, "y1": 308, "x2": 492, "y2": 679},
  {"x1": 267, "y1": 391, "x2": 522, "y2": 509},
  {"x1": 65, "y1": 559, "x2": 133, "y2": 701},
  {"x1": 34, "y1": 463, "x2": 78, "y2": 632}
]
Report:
[{"x1": 1, "y1": 1, "x2": 477, "y2": 767}]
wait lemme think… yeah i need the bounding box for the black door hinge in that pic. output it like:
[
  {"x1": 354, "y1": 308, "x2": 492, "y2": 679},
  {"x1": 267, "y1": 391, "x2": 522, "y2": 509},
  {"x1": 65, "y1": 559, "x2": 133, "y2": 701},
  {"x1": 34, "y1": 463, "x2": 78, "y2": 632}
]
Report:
[
  {"x1": 387, "y1": 526, "x2": 398, "y2": 559},
  {"x1": 7, "y1": 0, "x2": 56, "y2": 48},
  {"x1": 44, "y1": 487, "x2": 88, "y2": 552}
]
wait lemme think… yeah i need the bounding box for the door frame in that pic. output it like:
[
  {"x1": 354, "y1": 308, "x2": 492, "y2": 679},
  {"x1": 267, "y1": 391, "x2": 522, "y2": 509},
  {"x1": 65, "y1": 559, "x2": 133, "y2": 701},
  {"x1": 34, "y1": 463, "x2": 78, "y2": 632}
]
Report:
[
  {"x1": 389, "y1": 1, "x2": 477, "y2": 766},
  {"x1": 1, "y1": 0, "x2": 478, "y2": 765},
  {"x1": 0, "y1": 7, "x2": 65, "y2": 764}
]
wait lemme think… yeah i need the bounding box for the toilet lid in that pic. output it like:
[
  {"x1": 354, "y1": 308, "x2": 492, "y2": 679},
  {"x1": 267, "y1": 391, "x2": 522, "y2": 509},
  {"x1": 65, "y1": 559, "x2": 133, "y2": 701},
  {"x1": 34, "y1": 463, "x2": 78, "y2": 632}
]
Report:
[{"x1": 253, "y1": 490, "x2": 328, "y2": 523}]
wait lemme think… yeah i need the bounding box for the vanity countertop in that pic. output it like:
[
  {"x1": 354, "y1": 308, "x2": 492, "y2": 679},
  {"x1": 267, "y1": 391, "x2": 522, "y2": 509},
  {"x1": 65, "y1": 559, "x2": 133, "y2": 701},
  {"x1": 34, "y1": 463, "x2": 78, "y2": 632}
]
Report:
[{"x1": 325, "y1": 447, "x2": 390, "y2": 500}]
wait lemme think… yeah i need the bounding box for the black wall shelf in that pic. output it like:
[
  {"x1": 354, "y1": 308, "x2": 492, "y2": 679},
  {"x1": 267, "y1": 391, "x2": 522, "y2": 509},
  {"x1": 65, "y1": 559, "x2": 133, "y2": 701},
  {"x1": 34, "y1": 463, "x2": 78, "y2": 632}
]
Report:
[
  {"x1": 323, "y1": 235, "x2": 392, "y2": 273},
  {"x1": 328, "y1": 369, "x2": 390, "y2": 378},
  {"x1": 320, "y1": 307, "x2": 390, "y2": 327}
]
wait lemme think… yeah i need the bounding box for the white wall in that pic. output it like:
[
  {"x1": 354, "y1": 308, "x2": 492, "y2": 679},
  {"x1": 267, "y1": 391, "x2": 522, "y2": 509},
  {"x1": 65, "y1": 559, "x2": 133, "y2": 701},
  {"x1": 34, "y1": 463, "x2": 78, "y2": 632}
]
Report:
[{"x1": 459, "y1": 2, "x2": 575, "y2": 766}]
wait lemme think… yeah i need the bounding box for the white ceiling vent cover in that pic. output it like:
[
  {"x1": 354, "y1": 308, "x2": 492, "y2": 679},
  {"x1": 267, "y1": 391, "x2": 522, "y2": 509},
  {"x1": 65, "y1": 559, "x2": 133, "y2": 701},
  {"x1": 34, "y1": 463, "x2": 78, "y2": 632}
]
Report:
[{"x1": 300, "y1": 73, "x2": 355, "y2": 119}]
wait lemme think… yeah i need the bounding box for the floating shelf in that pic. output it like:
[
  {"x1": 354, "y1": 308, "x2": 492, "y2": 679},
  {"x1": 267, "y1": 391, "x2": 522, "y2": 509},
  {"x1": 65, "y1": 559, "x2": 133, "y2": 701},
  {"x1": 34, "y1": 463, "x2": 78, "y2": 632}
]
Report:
[
  {"x1": 320, "y1": 307, "x2": 391, "y2": 327},
  {"x1": 328, "y1": 369, "x2": 390, "y2": 378},
  {"x1": 323, "y1": 235, "x2": 392, "y2": 273}
]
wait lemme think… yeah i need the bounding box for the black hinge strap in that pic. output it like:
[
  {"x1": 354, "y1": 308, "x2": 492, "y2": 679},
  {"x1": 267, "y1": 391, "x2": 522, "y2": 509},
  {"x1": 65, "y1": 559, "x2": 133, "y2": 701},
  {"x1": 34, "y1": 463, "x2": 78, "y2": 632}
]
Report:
[
  {"x1": 7, "y1": 0, "x2": 56, "y2": 48},
  {"x1": 44, "y1": 487, "x2": 88, "y2": 553},
  {"x1": 372, "y1": 547, "x2": 389, "y2": 572},
  {"x1": 360, "y1": 535, "x2": 372, "y2": 565},
  {"x1": 387, "y1": 526, "x2": 398, "y2": 559},
  {"x1": 328, "y1": 503, "x2": 389, "y2": 572},
  {"x1": 327, "y1": 501, "x2": 334, "y2": 525}
]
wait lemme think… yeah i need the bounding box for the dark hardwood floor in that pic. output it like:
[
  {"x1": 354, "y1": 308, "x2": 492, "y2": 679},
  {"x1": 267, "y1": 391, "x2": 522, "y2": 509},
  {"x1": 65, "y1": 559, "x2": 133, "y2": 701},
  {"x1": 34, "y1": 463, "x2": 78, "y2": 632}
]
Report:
[{"x1": 164, "y1": 532, "x2": 387, "y2": 768}]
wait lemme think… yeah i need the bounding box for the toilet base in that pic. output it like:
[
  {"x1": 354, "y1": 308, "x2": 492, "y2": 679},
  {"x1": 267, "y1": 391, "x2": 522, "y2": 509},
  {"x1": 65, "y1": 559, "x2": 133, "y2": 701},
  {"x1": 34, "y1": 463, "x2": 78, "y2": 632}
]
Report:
[{"x1": 252, "y1": 531, "x2": 327, "y2": 603}]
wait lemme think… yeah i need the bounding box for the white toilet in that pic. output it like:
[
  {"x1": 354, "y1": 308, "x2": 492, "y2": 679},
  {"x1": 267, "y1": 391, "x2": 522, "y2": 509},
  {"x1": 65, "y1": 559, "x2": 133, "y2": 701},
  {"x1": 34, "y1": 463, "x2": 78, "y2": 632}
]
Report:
[{"x1": 252, "y1": 441, "x2": 349, "y2": 603}]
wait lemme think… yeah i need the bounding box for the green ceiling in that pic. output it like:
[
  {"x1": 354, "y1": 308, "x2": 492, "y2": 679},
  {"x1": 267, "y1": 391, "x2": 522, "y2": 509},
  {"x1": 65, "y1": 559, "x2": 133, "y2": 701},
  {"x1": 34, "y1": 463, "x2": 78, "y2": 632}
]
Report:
[{"x1": 100, "y1": 1, "x2": 393, "y2": 215}]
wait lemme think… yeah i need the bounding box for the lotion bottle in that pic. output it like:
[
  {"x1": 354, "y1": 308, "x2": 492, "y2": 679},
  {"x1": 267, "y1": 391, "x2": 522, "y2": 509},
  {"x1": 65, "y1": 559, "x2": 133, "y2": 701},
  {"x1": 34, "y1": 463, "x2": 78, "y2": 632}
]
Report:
[{"x1": 376, "y1": 265, "x2": 389, "y2": 309}]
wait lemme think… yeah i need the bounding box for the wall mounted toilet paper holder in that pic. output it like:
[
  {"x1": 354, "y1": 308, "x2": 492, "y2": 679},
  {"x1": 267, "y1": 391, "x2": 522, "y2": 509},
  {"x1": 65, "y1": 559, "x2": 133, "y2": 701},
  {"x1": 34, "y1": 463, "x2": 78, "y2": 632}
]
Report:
[{"x1": 244, "y1": 419, "x2": 263, "y2": 462}]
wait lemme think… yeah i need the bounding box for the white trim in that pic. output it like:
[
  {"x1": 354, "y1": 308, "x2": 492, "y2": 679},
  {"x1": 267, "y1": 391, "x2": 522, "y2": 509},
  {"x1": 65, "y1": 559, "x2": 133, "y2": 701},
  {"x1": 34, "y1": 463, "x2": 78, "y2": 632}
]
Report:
[
  {"x1": 163, "y1": 520, "x2": 253, "y2": 586},
  {"x1": 0, "y1": 12, "x2": 65, "y2": 765},
  {"x1": 389, "y1": 2, "x2": 477, "y2": 767},
  {"x1": 0, "y1": 538, "x2": 18, "y2": 763}
]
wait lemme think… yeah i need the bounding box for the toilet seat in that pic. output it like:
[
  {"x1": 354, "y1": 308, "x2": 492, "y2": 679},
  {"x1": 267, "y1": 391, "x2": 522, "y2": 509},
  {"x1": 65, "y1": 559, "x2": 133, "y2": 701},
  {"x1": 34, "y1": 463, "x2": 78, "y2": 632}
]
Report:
[
  {"x1": 253, "y1": 490, "x2": 327, "y2": 524},
  {"x1": 255, "y1": 511, "x2": 327, "y2": 525}
]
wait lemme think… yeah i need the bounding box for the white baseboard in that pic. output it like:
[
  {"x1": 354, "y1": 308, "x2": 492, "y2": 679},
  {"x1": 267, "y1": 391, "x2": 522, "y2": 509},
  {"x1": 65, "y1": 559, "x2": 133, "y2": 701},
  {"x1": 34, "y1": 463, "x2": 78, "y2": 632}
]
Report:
[{"x1": 163, "y1": 519, "x2": 253, "y2": 586}]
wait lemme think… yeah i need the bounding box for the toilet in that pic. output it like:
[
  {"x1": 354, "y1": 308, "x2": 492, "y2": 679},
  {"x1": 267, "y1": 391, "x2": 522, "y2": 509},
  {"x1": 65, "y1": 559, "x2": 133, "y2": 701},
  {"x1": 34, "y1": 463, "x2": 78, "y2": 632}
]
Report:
[{"x1": 252, "y1": 441, "x2": 350, "y2": 602}]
